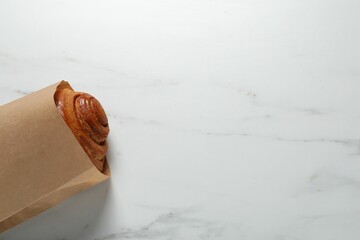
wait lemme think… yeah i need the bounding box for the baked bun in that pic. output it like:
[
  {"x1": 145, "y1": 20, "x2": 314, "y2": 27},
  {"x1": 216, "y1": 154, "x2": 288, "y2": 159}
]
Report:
[{"x1": 54, "y1": 84, "x2": 109, "y2": 171}]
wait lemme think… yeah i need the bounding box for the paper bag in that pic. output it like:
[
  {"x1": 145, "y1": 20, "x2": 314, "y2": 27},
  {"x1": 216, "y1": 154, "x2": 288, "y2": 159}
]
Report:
[{"x1": 0, "y1": 82, "x2": 111, "y2": 233}]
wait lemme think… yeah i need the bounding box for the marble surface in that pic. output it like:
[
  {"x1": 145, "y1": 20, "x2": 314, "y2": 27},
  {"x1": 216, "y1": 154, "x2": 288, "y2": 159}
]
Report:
[{"x1": 1, "y1": 0, "x2": 360, "y2": 239}]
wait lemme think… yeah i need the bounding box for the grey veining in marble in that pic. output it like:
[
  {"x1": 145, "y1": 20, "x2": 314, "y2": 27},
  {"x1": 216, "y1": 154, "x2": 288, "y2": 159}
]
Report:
[{"x1": 1, "y1": 0, "x2": 360, "y2": 239}]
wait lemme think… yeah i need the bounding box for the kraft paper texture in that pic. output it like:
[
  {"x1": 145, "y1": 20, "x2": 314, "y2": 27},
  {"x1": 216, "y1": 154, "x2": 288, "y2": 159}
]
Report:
[{"x1": 0, "y1": 81, "x2": 111, "y2": 233}]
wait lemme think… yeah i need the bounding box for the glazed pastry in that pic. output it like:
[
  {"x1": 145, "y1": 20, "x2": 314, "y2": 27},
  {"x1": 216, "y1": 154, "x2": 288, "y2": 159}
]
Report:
[{"x1": 54, "y1": 84, "x2": 110, "y2": 171}]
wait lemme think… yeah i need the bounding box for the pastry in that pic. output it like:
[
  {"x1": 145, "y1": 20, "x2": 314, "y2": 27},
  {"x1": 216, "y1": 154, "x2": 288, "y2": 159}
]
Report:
[{"x1": 54, "y1": 84, "x2": 110, "y2": 171}]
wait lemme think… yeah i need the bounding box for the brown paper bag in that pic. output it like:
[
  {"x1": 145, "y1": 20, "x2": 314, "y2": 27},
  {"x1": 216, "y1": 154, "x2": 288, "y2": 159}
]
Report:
[{"x1": 0, "y1": 81, "x2": 111, "y2": 233}]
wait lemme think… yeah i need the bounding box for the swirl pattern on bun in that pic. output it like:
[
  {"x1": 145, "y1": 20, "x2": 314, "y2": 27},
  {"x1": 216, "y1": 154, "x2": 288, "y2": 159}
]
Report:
[{"x1": 54, "y1": 84, "x2": 109, "y2": 172}]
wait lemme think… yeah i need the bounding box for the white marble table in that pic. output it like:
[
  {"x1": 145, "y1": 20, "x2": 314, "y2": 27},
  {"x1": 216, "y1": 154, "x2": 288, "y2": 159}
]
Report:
[{"x1": 1, "y1": 0, "x2": 360, "y2": 239}]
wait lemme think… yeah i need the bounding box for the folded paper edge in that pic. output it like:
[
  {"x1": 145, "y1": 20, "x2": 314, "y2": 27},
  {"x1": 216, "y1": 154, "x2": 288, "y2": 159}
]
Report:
[{"x1": 0, "y1": 166, "x2": 109, "y2": 233}]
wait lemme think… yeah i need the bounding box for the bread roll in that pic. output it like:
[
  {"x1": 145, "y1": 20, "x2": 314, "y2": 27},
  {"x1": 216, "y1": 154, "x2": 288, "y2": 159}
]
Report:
[{"x1": 54, "y1": 84, "x2": 109, "y2": 171}]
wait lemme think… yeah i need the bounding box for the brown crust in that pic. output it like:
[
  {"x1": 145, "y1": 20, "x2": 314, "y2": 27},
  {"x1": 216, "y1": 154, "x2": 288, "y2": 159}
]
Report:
[{"x1": 54, "y1": 87, "x2": 109, "y2": 172}]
